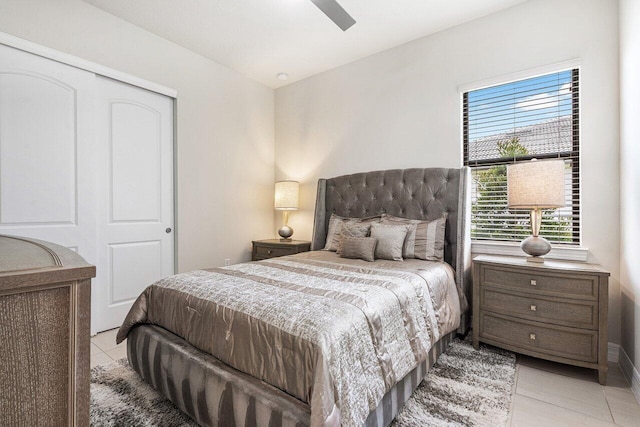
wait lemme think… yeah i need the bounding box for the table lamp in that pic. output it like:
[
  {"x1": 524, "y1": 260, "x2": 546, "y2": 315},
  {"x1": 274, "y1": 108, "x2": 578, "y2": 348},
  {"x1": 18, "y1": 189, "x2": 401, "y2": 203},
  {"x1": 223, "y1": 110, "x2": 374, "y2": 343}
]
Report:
[
  {"x1": 274, "y1": 180, "x2": 299, "y2": 240},
  {"x1": 507, "y1": 159, "x2": 565, "y2": 261}
]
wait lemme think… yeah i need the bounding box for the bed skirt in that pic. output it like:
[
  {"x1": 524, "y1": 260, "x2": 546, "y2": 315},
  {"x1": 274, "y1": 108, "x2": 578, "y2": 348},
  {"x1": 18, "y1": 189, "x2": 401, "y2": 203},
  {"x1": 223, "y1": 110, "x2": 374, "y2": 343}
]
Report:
[{"x1": 127, "y1": 325, "x2": 455, "y2": 427}]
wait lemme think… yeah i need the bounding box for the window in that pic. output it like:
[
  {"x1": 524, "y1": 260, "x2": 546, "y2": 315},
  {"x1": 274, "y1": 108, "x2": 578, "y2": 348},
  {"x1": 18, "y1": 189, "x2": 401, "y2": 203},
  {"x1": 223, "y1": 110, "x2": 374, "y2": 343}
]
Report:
[{"x1": 462, "y1": 69, "x2": 580, "y2": 245}]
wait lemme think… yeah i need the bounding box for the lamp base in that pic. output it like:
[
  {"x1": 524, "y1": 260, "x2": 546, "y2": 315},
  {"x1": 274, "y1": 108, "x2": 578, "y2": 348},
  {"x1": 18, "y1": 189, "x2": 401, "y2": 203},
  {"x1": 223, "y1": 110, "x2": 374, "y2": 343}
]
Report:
[
  {"x1": 278, "y1": 225, "x2": 293, "y2": 240},
  {"x1": 521, "y1": 236, "x2": 551, "y2": 258}
]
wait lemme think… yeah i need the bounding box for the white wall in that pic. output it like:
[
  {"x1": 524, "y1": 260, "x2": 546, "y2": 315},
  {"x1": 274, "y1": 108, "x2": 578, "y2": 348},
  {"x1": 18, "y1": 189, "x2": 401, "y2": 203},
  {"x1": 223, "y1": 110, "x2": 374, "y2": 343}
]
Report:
[
  {"x1": 0, "y1": 0, "x2": 625, "y2": 347},
  {"x1": 275, "y1": 0, "x2": 621, "y2": 343},
  {"x1": 619, "y1": 0, "x2": 640, "y2": 367},
  {"x1": 0, "y1": 0, "x2": 275, "y2": 272}
]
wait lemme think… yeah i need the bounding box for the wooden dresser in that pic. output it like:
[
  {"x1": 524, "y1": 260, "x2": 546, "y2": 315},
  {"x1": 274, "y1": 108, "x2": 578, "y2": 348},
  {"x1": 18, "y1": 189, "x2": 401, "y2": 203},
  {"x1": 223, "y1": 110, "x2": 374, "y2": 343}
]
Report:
[
  {"x1": 472, "y1": 255, "x2": 609, "y2": 384},
  {"x1": 0, "y1": 235, "x2": 96, "y2": 426},
  {"x1": 252, "y1": 239, "x2": 311, "y2": 261}
]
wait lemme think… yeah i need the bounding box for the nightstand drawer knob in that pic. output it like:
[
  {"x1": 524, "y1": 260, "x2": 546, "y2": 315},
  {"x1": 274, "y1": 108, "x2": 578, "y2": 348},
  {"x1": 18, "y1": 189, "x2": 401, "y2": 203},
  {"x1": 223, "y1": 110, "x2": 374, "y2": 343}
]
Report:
[
  {"x1": 529, "y1": 333, "x2": 536, "y2": 340},
  {"x1": 530, "y1": 304, "x2": 537, "y2": 311},
  {"x1": 530, "y1": 279, "x2": 537, "y2": 286},
  {"x1": 267, "y1": 250, "x2": 272, "y2": 254}
]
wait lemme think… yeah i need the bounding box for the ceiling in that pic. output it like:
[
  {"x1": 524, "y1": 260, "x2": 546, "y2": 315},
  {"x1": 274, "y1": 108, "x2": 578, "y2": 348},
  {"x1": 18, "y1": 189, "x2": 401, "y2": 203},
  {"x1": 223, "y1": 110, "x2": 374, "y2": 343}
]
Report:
[{"x1": 82, "y1": 0, "x2": 527, "y2": 88}]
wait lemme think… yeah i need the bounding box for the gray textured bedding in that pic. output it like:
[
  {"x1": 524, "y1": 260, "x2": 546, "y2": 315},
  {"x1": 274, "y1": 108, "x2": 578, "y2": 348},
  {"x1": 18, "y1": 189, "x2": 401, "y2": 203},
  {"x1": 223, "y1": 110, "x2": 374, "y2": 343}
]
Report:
[{"x1": 117, "y1": 250, "x2": 461, "y2": 427}]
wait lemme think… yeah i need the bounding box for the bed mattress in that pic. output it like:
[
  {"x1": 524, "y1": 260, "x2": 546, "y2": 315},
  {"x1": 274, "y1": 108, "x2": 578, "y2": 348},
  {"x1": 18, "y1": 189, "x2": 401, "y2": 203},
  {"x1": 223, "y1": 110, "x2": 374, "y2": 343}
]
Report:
[{"x1": 118, "y1": 251, "x2": 461, "y2": 426}]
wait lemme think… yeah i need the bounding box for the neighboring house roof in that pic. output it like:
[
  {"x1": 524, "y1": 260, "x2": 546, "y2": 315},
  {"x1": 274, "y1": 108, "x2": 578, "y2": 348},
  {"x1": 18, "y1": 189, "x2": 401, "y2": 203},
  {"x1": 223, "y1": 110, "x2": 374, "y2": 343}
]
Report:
[{"x1": 467, "y1": 115, "x2": 573, "y2": 162}]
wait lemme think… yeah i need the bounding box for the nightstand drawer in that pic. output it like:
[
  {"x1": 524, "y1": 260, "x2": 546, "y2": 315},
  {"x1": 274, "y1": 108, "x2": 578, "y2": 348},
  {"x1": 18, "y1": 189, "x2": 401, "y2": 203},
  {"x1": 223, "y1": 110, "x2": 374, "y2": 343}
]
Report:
[
  {"x1": 482, "y1": 265, "x2": 598, "y2": 300},
  {"x1": 481, "y1": 287, "x2": 598, "y2": 329},
  {"x1": 479, "y1": 312, "x2": 598, "y2": 363},
  {"x1": 252, "y1": 240, "x2": 311, "y2": 261},
  {"x1": 254, "y1": 246, "x2": 295, "y2": 259}
]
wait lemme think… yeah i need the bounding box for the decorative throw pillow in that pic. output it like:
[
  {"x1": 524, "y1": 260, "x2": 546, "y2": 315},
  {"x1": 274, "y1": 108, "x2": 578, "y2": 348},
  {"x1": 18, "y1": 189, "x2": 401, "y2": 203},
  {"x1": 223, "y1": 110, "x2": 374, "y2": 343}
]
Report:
[
  {"x1": 381, "y1": 214, "x2": 447, "y2": 261},
  {"x1": 339, "y1": 237, "x2": 377, "y2": 262},
  {"x1": 370, "y1": 223, "x2": 409, "y2": 261},
  {"x1": 336, "y1": 223, "x2": 371, "y2": 254},
  {"x1": 323, "y1": 214, "x2": 380, "y2": 252}
]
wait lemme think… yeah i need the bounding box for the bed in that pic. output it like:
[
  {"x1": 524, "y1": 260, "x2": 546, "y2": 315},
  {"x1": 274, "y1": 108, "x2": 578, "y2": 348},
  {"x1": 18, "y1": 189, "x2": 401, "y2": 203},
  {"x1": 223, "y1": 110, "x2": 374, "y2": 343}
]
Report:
[{"x1": 117, "y1": 167, "x2": 471, "y2": 427}]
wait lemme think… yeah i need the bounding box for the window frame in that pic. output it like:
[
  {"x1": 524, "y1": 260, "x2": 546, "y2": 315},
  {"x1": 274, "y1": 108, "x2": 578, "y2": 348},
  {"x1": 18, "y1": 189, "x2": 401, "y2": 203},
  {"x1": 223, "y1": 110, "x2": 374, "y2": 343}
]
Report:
[{"x1": 462, "y1": 67, "x2": 581, "y2": 247}]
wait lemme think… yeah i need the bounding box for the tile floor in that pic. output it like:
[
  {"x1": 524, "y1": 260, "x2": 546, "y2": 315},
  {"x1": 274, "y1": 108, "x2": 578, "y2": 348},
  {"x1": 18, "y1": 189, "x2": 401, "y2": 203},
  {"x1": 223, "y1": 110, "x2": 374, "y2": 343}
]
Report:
[
  {"x1": 91, "y1": 327, "x2": 127, "y2": 368},
  {"x1": 91, "y1": 329, "x2": 640, "y2": 426},
  {"x1": 510, "y1": 356, "x2": 640, "y2": 426}
]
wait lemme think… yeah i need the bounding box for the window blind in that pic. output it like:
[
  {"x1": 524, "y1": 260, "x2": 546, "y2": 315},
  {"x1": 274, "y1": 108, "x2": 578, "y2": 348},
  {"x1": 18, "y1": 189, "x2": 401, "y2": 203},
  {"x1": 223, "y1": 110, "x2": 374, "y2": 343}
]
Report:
[{"x1": 462, "y1": 69, "x2": 580, "y2": 245}]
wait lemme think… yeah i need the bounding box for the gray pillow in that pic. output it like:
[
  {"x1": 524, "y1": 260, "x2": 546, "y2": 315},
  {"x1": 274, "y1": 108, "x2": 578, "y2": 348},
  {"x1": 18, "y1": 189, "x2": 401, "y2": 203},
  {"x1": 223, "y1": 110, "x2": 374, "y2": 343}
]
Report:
[
  {"x1": 339, "y1": 237, "x2": 377, "y2": 262},
  {"x1": 336, "y1": 223, "x2": 371, "y2": 255},
  {"x1": 323, "y1": 214, "x2": 380, "y2": 252},
  {"x1": 370, "y1": 223, "x2": 409, "y2": 261},
  {"x1": 381, "y1": 214, "x2": 447, "y2": 261}
]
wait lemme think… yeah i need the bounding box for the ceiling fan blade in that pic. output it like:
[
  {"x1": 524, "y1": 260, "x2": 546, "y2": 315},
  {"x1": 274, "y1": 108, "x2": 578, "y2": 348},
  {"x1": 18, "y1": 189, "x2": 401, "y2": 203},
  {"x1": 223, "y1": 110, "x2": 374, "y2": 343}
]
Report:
[{"x1": 310, "y1": 0, "x2": 356, "y2": 31}]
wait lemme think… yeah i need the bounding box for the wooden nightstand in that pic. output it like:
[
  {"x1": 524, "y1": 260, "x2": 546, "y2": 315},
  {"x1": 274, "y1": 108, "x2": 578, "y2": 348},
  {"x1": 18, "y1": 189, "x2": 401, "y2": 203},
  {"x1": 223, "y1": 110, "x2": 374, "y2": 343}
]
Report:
[
  {"x1": 252, "y1": 239, "x2": 311, "y2": 261},
  {"x1": 472, "y1": 255, "x2": 610, "y2": 384}
]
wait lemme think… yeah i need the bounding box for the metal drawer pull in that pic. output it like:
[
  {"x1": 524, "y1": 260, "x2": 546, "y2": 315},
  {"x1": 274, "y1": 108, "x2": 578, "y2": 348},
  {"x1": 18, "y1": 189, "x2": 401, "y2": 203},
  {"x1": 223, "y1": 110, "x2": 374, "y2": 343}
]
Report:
[
  {"x1": 529, "y1": 333, "x2": 536, "y2": 340},
  {"x1": 267, "y1": 250, "x2": 272, "y2": 254},
  {"x1": 530, "y1": 305, "x2": 537, "y2": 311},
  {"x1": 530, "y1": 279, "x2": 537, "y2": 286}
]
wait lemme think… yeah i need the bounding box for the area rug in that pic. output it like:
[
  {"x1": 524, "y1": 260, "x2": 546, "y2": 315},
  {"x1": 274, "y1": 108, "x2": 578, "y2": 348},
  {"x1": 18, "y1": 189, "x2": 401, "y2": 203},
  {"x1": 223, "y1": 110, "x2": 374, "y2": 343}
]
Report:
[{"x1": 90, "y1": 337, "x2": 516, "y2": 427}]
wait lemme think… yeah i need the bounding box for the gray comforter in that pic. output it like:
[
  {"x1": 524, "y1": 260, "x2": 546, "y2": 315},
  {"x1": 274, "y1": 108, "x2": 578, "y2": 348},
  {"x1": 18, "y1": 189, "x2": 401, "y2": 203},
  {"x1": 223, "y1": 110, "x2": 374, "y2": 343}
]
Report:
[{"x1": 117, "y1": 251, "x2": 461, "y2": 427}]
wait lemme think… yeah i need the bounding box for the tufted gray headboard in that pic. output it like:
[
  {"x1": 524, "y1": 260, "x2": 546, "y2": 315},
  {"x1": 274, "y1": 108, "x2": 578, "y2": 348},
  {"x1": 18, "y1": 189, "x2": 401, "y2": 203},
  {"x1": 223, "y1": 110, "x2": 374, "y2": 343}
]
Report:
[{"x1": 311, "y1": 167, "x2": 472, "y2": 334}]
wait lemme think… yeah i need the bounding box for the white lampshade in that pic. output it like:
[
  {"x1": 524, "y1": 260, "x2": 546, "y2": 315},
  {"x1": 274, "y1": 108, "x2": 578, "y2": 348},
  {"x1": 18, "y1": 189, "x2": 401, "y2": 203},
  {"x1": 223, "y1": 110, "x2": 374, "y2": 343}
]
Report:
[
  {"x1": 507, "y1": 159, "x2": 565, "y2": 209},
  {"x1": 274, "y1": 180, "x2": 299, "y2": 211}
]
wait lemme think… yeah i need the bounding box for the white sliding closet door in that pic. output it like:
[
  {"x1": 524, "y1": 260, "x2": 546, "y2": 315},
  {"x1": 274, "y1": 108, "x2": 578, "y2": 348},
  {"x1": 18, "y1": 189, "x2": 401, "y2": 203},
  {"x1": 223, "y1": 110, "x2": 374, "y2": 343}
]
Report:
[
  {"x1": 0, "y1": 44, "x2": 175, "y2": 334},
  {"x1": 0, "y1": 44, "x2": 97, "y2": 270},
  {"x1": 93, "y1": 77, "x2": 174, "y2": 333}
]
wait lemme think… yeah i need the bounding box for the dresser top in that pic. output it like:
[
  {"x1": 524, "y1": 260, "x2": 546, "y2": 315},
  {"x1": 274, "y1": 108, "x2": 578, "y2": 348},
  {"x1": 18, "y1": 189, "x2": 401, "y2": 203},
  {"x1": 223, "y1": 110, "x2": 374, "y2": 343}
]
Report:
[
  {"x1": 1, "y1": 235, "x2": 63, "y2": 272},
  {"x1": 0, "y1": 235, "x2": 95, "y2": 289},
  {"x1": 473, "y1": 255, "x2": 609, "y2": 275}
]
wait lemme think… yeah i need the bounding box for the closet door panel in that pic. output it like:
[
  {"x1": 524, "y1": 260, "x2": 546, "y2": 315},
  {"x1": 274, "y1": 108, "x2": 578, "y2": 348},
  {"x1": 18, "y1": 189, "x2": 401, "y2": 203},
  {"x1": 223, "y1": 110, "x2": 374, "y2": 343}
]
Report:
[
  {"x1": 110, "y1": 102, "x2": 161, "y2": 222},
  {"x1": 95, "y1": 76, "x2": 174, "y2": 333},
  {"x1": 109, "y1": 240, "x2": 162, "y2": 303},
  {"x1": 0, "y1": 44, "x2": 97, "y2": 270},
  {"x1": 0, "y1": 73, "x2": 76, "y2": 224}
]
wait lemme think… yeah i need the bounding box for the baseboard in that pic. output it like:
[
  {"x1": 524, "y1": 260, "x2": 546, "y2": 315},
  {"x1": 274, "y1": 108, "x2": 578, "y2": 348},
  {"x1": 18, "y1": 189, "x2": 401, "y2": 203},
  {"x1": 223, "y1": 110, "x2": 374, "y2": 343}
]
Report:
[
  {"x1": 608, "y1": 342, "x2": 620, "y2": 363},
  {"x1": 618, "y1": 344, "x2": 640, "y2": 404}
]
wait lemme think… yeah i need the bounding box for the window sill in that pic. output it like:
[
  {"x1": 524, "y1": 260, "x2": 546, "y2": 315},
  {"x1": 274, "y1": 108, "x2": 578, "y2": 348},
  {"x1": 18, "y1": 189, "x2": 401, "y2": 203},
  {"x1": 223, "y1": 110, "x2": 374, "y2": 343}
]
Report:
[{"x1": 471, "y1": 241, "x2": 589, "y2": 262}]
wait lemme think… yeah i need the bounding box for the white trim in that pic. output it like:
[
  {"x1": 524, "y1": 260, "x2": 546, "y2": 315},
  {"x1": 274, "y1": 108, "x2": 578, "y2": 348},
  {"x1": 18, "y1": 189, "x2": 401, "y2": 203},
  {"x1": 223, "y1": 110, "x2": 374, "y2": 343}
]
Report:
[
  {"x1": 0, "y1": 31, "x2": 177, "y2": 98},
  {"x1": 618, "y1": 345, "x2": 640, "y2": 404},
  {"x1": 458, "y1": 58, "x2": 582, "y2": 93},
  {"x1": 471, "y1": 241, "x2": 589, "y2": 262},
  {"x1": 608, "y1": 342, "x2": 620, "y2": 364}
]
